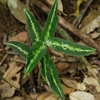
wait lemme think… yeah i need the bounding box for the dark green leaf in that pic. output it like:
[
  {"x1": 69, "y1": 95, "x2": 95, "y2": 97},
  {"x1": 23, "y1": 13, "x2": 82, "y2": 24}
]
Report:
[
  {"x1": 42, "y1": 0, "x2": 58, "y2": 41},
  {"x1": 46, "y1": 37, "x2": 95, "y2": 56},
  {"x1": 41, "y1": 54, "x2": 65, "y2": 100},
  {"x1": 5, "y1": 41, "x2": 30, "y2": 59},
  {"x1": 24, "y1": 9, "x2": 42, "y2": 43},
  {"x1": 24, "y1": 41, "x2": 46, "y2": 77}
]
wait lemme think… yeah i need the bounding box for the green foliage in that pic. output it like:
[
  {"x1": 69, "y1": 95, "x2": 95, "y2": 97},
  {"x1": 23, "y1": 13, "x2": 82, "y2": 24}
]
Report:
[
  {"x1": 42, "y1": 0, "x2": 58, "y2": 41},
  {"x1": 46, "y1": 37, "x2": 95, "y2": 56},
  {"x1": 41, "y1": 54, "x2": 64, "y2": 100},
  {"x1": 24, "y1": 42, "x2": 46, "y2": 77},
  {"x1": 24, "y1": 9, "x2": 42, "y2": 43},
  {"x1": 4, "y1": 0, "x2": 95, "y2": 99},
  {"x1": 5, "y1": 41, "x2": 30, "y2": 59}
]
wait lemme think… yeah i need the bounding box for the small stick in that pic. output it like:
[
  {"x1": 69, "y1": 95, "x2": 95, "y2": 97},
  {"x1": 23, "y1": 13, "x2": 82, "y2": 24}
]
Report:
[
  {"x1": 0, "y1": 53, "x2": 8, "y2": 65},
  {"x1": 29, "y1": 72, "x2": 37, "y2": 93},
  {"x1": 13, "y1": 58, "x2": 26, "y2": 64},
  {"x1": 7, "y1": 51, "x2": 19, "y2": 55},
  {"x1": 73, "y1": 0, "x2": 94, "y2": 27},
  {"x1": 49, "y1": 48, "x2": 64, "y2": 57}
]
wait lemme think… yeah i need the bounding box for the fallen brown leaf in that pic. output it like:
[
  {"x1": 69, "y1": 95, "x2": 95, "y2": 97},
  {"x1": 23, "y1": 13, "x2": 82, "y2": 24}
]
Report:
[
  {"x1": 6, "y1": 96, "x2": 24, "y2": 100},
  {"x1": 9, "y1": 31, "x2": 27, "y2": 42},
  {"x1": 37, "y1": 92, "x2": 51, "y2": 100},
  {"x1": 0, "y1": 61, "x2": 24, "y2": 98},
  {"x1": 61, "y1": 78, "x2": 78, "y2": 88},
  {"x1": 0, "y1": 83, "x2": 15, "y2": 98},
  {"x1": 30, "y1": 93, "x2": 39, "y2": 100},
  {"x1": 45, "y1": 94, "x2": 59, "y2": 100},
  {"x1": 56, "y1": 62, "x2": 70, "y2": 74},
  {"x1": 62, "y1": 84, "x2": 75, "y2": 95}
]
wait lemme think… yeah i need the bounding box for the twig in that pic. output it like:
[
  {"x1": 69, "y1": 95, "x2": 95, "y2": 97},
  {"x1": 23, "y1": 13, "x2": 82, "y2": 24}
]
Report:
[
  {"x1": 0, "y1": 53, "x2": 8, "y2": 65},
  {"x1": 73, "y1": 0, "x2": 94, "y2": 27},
  {"x1": 6, "y1": 51, "x2": 19, "y2": 55},
  {"x1": 13, "y1": 58, "x2": 26, "y2": 64},
  {"x1": 29, "y1": 72, "x2": 37, "y2": 93},
  {"x1": 49, "y1": 47, "x2": 64, "y2": 57},
  {"x1": 37, "y1": 62, "x2": 41, "y2": 87}
]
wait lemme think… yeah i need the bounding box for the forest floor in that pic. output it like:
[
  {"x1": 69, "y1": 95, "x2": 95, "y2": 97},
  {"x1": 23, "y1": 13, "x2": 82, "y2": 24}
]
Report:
[{"x1": 0, "y1": 0, "x2": 100, "y2": 100}]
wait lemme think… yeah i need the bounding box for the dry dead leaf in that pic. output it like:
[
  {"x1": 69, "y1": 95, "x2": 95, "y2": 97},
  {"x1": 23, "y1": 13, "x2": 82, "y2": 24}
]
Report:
[
  {"x1": 6, "y1": 96, "x2": 24, "y2": 100},
  {"x1": 37, "y1": 92, "x2": 51, "y2": 100},
  {"x1": 83, "y1": 77, "x2": 100, "y2": 92},
  {"x1": 83, "y1": 77, "x2": 99, "y2": 86},
  {"x1": 62, "y1": 63, "x2": 79, "y2": 77},
  {"x1": 45, "y1": 0, "x2": 63, "y2": 12},
  {"x1": 45, "y1": 94, "x2": 59, "y2": 100},
  {"x1": 3, "y1": 61, "x2": 23, "y2": 81},
  {"x1": 62, "y1": 78, "x2": 86, "y2": 91},
  {"x1": 61, "y1": 78, "x2": 78, "y2": 88},
  {"x1": 91, "y1": 65, "x2": 99, "y2": 75},
  {"x1": 90, "y1": 31, "x2": 100, "y2": 39},
  {"x1": 92, "y1": 60, "x2": 100, "y2": 66},
  {"x1": 0, "y1": 61, "x2": 24, "y2": 98},
  {"x1": 56, "y1": 62, "x2": 70, "y2": 74},
  {"x1": 44, "y1": 84, "x2": 52, "y2": 92},
  {"x1": 30, "y1": 93, "x2": 39, "y2": 100},
  {"x1": 95, "y1": 93, "x2": 100, "y2": 100},
  {"x1": 9, "y1": 31, "x2": 27, "y2": 42},
  {"x1": 92, "y1": 68, "x2": 99, "y2": 75},
  {"x1": 80, "y1": 7, "x2": 100, "y2": 34},
  {"x1": 7, "y1": 0, "x2": 26, "y2": 24},
  {"x1": 96, "y1": 86, "x2": 100, "y2": 93},
  {"x1": 76, "y1": 83, "x2": 86, "y2": 91},
  {"x1": 69, "y1": 91, "x2": 95, "y2": 100},
  {"x1": 62, "y1": 84, "x2": 75, "y2": 95},
  {"x1": 0, "y1": 83, "x2": 15, "y2": 98},
  {"x1": 0, "y1": 73, "x2": 21, "y2": 98}
]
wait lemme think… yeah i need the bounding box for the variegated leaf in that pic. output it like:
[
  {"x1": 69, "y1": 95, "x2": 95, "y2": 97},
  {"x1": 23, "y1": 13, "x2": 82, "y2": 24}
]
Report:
[
  {"x1": 46, "y1": 37, "x2": 95, "y2": 56},
  {"x1": 41, "y1": 54, "x2": 65, "y2": 100},
  {"x1": 24, "y1": 41, "x2": 46, "y2": 77},
  {"x1": 42, "y1": 0, "x2": 58, "y2": 41},
  {"x1": 24, "y1": 9, "x2": 42, "y2": 43},
  {"x1": 5, "y1": 41, "x2": 30, "y2": 59}
]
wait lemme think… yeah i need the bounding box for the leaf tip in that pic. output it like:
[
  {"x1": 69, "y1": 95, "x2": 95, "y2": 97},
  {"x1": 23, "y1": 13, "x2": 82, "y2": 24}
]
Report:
[
  {"x1": 23, "y1": 9, "x2": 28, "y2": 15},
  {"x1": 4, "y1": 42, "x2": 10, "y2": 46},
  {"x1": 23, "y1": 8, "x2": 26, "y2": 12},
  {"x1": 4, "y1": 42, "x2": 7, "y2": 45},
  {"x1": 23, "y1": 69, "x2": 28, "y2": 78}
]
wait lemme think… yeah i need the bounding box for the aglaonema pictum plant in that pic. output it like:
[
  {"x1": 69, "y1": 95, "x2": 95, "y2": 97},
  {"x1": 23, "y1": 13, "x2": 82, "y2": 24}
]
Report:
[{"x1": 5, "y1": 0, "x2": 95, "y2": 99}]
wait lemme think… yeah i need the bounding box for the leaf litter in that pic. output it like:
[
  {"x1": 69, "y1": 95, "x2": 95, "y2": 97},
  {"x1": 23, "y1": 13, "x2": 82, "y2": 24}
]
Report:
[
  {"x1": 80, "y1": 7, "x2": 100, "y2": 34},
  {"x1": 0, "y1": 0, "x2": 100, "y2": 100}
]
